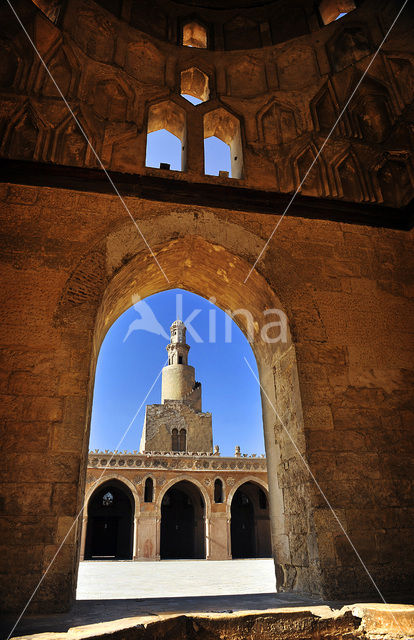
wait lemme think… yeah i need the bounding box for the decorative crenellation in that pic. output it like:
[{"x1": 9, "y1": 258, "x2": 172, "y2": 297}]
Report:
[{"x1": 87, "y1": 451, "x2": 266, "y2": 472}]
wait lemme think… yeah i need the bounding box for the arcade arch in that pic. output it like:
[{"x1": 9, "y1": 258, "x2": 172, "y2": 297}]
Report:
[
  {"x1": 229, "y1": 480, "x2": 272, "y2": 559},
  {"x1": 160, "y1": 480, "x2": 206, "y2": 559},
  {"x1": 83, "y1": 479, "x2": 135, "y2": 560}
]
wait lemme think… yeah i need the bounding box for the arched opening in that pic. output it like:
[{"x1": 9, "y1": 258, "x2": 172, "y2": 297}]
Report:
[
  {"x1": 204, "y1": 136, "x2": 232, "y2": 177},
  {"x1": 179, "y1": 428, "x2": 187, "y2": 451},
  {"x1": 181, "y1": 67, "x2": 210, "y2": 105},
  {"x1": 182, "y1": 21, "x2": 208, "y2": 48},
  {"x1": 214, "y1": 478, "x2": 223, "y2": 503},
  {"x1": 144, "y1": 477, "x2": 153, "y2": 503},
  {"x1": 160, "y1": 480, "x2": 205, "y2": 559},
  {"x1": 319, "y1": 0, "x2": 356, "y2": 24},
  {"x1": 31, "y1": 0, "x2": 63, "y2": 23},
  {"x1": 204, "y1": 108, "x2": 243, "y2": 178},
  {"x1": 172, "y1": 428, "x2": 179, "y2": 451},
  {"x1": 145, "y1": 130, "x2": 183, "y2": 171},
  {"x1": 70, "y1": 231, "x2": 310, "y2": 602},
  {"x1": 230, "y1": 482, "x2": 271, "y2": 559},
  {"x1": 146, "y1": 101, "x2": 186, "y2": 171},
  {"x1": 84, "y1": 480, "x2": 134, "y2": 560}
]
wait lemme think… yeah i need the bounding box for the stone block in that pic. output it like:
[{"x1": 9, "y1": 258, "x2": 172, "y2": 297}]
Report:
[
  {"x1": 51, "y1": 483, "x2": 79, "y2": 517},
  {"x1": 0, "y1": 482, "x2": 53, "y2": 515},
  {"x1": 22, "y1": 396, "x2": 63, "y2": 422},
  {"x1": 303, "y1": 405, "x2": 334, "y2": 430},
  {"x1": 288, "y1": 532, "x2": 309, "y2": 567},
  {"x1": 334, "y1": 532, "x2": 378, "y2": 567},
  {"x1": 1, "y1": 421, "x2": 52, "y2": 451},
  {"x1": 8, "y1": 371, "x2": 58, "y2": 396},
  {"x1": 0, "y1": 516, "x2": 57, "y2": 546}
]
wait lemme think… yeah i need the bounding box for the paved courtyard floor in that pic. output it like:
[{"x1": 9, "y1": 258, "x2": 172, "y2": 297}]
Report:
[
  {"x1": 77, "y1": 558, "x2": 277, "y2": 599},
  {"x1": 2, "y1": 560, "x2": 335, "y2": 638}
]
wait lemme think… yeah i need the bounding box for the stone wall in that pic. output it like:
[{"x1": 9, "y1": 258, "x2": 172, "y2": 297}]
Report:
[
  {"x1": 141, "y1": 401, "x2": 213, "y2": 453},
  {"x1": 0, "y1": 0, "x2": 413, "y2": 614},
  {"x1": 81, "y1": 452, "x2": 269, "y2": 561}
]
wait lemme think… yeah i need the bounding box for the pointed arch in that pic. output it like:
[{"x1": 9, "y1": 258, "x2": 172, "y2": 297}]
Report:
[
  {"x1": 203, "y1": 106, "x2": 243, "y2": 178},
  {"x1": 310, "y1": 80, "x2": 350, "y2": 136},
  {"x1": 51, "y1": 109, "x2": 97, "y2": 166},
  {"x1": 258, "y1": 98, "x2": 300, "y2": 145},
  {"x1": 292, "y1": 141, "x2": 329, "y2": 197},
  {"x1": 1, "y1": 101, "x2": 47, "y2": 161},
  {"x1": 332, "y1": 147, "x2": 369, "y2": 202},
  {"x1": 36, "y1": 40, "x2": 80, "y2": 98}
]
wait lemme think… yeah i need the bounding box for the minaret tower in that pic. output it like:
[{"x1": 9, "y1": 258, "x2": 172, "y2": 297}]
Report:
[
  {"x1": 161, "y1": 320, "x2": 201, "y2": 410},
  {"x1": 141, "y1": 319, "x2": 211, "y2": 453}
]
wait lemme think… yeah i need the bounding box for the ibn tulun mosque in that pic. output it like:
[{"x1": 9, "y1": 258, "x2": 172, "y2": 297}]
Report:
[{"x1": 81, "y1": 320, "x2": 271, "y2": 562}]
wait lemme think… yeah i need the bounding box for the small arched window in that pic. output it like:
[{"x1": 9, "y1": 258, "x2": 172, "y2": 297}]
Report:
[
  {"x1": 203, "y1": 108, "x2": 243, "y2": 179},
  {"x1": 146, "y1": 100, "x2": 187, "y2": 171},
  {"x1": 182, "y1": 21, "x2": 207, "y2": 48},
  {"x1": 144, "y1": 477, "x2": 153, "y2": 503},
  {"x1": 172, "y1": 428, "x2": 179, "y2": 451},
  {"x1": 178, "y1": 355, "x2": 183, "y2": 364},
  {"x1": 102, "y1": 491, "x2": 113, "y2": 507},
  {"x1": 179, "y1": 428, "x2": 186, "y2": 452},
  {"x1": 319, "y1": 0, "x2": 356, "y2": 24},
  {"x1": 214, "y1": 479, "x2": 223, "y2": 503}
]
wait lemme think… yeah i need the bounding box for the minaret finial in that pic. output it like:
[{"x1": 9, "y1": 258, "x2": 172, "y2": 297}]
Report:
[{"x1": 167, "y1": 319, "x2": 189, "y2": 365}]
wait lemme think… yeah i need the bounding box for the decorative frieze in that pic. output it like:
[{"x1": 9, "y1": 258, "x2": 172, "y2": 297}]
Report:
[{"x1": 88, "y1": 451, "x2": 267, "y2": 472}]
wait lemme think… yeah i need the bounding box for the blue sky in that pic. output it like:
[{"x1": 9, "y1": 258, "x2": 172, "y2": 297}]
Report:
[
  {"x1": 89, "y1": 289, "x2": 265, "y2": 457},
  {"x1": 146, "y1": 128, "x2": 232, "y2": 176}
]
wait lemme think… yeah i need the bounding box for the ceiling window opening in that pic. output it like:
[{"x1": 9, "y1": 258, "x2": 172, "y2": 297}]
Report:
[
  {"x1": 319, "y1": 0, "x2": 356, "y2": 25},
  {"x1": 146, "y1": 101, "x2": 187, "y2": 171},
  {"x1": 181, "y1": 67, "x2": 210, "y2": 105},
  {"x1": 204, "y1": 136, "x2": 231, "y2": 177},
  {"x1": 204, "y1": 108, "x2": 243, "y2": 179},
  {"x1": 182, "y1": 21, "x2": 208, "y2": 48}
]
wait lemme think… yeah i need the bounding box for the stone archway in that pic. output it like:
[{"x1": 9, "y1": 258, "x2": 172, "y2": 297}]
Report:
[
  {"x1": 80, "y1": 475, "x2": 140, "y2": 561},
  {"x1": 160, "y1": 480, "x2": 206, "y2": 559},
  {"x1": 84, "y1": 479, "x2": 134, "y2": 560},
  {"x1": 53, "y1": 214, "x2": 319, "y2": 608},
  {"x1": 229, "y1": 480, "x2": 272, "y2": 559}
]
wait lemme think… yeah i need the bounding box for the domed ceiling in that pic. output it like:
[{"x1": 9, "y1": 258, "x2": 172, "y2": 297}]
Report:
[{"x1": 171, "y1": 0, "x2": 278, "y2": 7}]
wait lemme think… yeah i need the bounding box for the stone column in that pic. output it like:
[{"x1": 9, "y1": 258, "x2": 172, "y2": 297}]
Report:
[
  {"x1": 209, "y1": 513, "x2": 231, "y2": 560},
  {"x1": 79, "y1": 515, "x2": 88, "y2": 561},
  {"x1": 136, "y1": 513, "x2": 158, "y2": 560},
  {"x1": 186, "y1": 110, "x2": 204, "y2": 177}
]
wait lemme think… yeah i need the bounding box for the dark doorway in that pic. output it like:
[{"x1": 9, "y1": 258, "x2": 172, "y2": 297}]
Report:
[
  {"x1": 160, "y1": 480, "x2": 205, "y2": 559},
  {"x1": 84, "y1": 480, "x2": 134, "y2": 560},
  {"x1": 230, "y1": 482, "x2": 271, "y2": 559}
]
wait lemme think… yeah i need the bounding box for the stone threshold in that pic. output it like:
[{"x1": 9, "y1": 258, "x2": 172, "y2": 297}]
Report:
[{"x1": 5, "y1": 604, "x2": 414, "y2": 640}]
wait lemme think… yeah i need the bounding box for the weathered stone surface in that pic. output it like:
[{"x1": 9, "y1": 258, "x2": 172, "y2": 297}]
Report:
[
  {"x1": 0, "y1": 0, "x2": 413, "y2": 616},
  {"x1": 8, "y1": 605, "x2": 414, "y2": 640}
]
